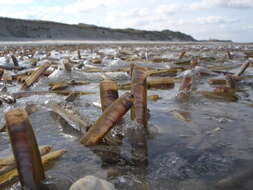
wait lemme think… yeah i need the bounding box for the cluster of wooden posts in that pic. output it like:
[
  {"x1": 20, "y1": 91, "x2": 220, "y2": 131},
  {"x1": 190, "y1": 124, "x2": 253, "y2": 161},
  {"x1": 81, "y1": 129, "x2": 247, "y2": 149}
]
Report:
[{"x1": 0, "y1": 63, "x2": 150, "y2": 189}]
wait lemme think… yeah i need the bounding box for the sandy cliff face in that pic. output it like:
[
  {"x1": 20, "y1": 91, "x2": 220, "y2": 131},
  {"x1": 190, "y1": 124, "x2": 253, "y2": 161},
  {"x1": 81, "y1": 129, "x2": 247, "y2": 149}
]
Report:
[{"x1": 0, "y1": 17, "x2": 196, "y2": 41}]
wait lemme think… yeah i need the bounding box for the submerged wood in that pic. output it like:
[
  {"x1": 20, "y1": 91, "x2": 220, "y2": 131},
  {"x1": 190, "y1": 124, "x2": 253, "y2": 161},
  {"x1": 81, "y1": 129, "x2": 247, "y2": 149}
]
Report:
[
  {"x1": 51, "y1": 90, "x2": 95, "y2": 96},
  {"x1": 65, "y1": 93, "x2": 80, "y2": 102},
  {"x1": 216, "y1": 167, "x2": 253, "y2": 189},
  {"x1": 214, "y1": 87, "x2": 236, "y2": 94},
  {"x1": 0, "y1": 146, "x2": 52, "y2": 175},
  {"x1": 48, "y1": 80, "x2": 90, "y2": 86},
  {"x1": 236, "y1": 61, "x2": 250, "y2": 76},
  {"x1": 100, "y1": 78, "x2": 119, "y2": 112},
  {"x1": 147, "y1": 78, "x2": 175, "y2": 89},
  {"x1": 208, "y1": 79, "x2": 226, "y2": 85},
  {"x1": 80, "y1": 92, "x2": 134, "y2": 146},
  {"x1": 49, "y1": 80, "x2": 90, "y2": 91},
  {"x1": 0, "y1": 65, "x2": 25, "y2": 71},
  {"x1": 131, "y1": 65, "x2": 148, "y2": 128},
  {"x1": 47, "y1": 101, "x2": 93, "y2": 134},
  {"x1": 198, "y1": 91, "x2": 238, "y2": 101},
  {"x1": 81, "y1": 68, "x2": 104, "y2": 73},
  {"x1": 147, "y1": 94, "x2": 160, "y2": 101},
  {"x1": 0, "y1": 149, "x2": 65, "y2": 189},
  {"x1": 63, "y1": 59, "x2": 72, "y2": 72},
  {"x1": 11, "y1": 55, "x2": 19, "y2": 67},
  {"x1": 5, "y1": 108, "x2": 45, "y2": 189},
  {"x1": 225, "y1": 75, "x2": 236, "y2": 89},
  {"x1": 125, "y1": 126, "x2": 148, "y2": 166},
  {"x1": 0, "y1": 145, "x2": 52, "y2": 168},
  {"x1": 148, "y1": 68, "x2": 182, "y2": 77},
  {"x1": 23, "y1": 63, "x2": 50, "y2": 88},
  {"x1": 171, "y1": 110, "x2": 191, "y2": 122},
  {"x1": 119, "y1": 78, "x2": 175, "y2": 90},
  {"x1": 12, "y1": 91, "x2": 51, "y2": 99},
  {"x1": 49, "y1": 83, "x2": 69, "y2": 91}
]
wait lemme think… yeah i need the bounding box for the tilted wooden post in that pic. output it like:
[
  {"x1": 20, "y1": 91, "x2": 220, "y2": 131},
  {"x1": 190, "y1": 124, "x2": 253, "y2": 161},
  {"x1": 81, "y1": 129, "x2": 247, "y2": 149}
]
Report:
[
  {"x1": 0, "y1": 68, "x2": 4, "y2": 80},
  {"x1": 100, "y1": 78, "x2": 119, "y2": 112},
  {"x1": 5, "y1": 108, "x2": 45, "y2": 189},
  {"x1": 80, "y1": 92, "x2": 133, "y2": 146},
  {"x1": 11, "y1": 55, "x2": 19, "y2": 67},
  {"x1": 131, "y1": 64, "x2": 148, "y2": 128}
]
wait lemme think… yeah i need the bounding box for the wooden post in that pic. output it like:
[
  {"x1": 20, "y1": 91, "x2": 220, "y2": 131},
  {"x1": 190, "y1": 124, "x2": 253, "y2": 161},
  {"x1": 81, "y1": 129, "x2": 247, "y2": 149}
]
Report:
[
  {"x1": 80, "y1": 92, "x2": 133, "y2": 146},
  {"x1": 131, "y1": 65, "x2": 148, "y2": 128},
  {"x1": 100, "y1": 78, "x2": 119, "y2": 112},
  {"x1": 11, "y1": 55, "x2": 19, "y2": 67},
  {"x1": 236, "y1": 61, "x2": 250, "y2": 77},
  {"x1": 0, "y1": 69, "x2": 4, "y2": 80},
  {"x1": 5, "y1": 108, "x2": 45, "y2": 189}
]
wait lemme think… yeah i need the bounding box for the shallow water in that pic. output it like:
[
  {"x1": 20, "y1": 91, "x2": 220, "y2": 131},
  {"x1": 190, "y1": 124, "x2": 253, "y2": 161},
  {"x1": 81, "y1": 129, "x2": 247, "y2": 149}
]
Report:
[{"x1": 1, "y1": 42, "x2": 253, "y2": 190}]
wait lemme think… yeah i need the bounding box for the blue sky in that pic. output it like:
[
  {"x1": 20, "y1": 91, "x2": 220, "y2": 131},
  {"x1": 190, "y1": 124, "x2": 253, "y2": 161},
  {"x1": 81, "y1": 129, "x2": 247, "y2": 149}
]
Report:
[{"x1": 0, "y1": 0, "x2": 252, "y2": 42}]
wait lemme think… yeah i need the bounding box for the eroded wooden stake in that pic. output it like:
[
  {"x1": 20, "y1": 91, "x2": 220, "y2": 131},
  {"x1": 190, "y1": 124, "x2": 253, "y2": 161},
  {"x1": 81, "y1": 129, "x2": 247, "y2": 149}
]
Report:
[
  {"x1": 100, "y1": 78, "x2": 119, "y2": 112},
  {"x1": 236, "y1": 61, "x2": 250, "y2": 77},
  {"x1": 80, "y1": 92, "x2": 133, "y2": 146},
  {"x1": 5, "y1": 108, "x2": 45, "y2": 189},
  {"x1": 0, "y1": 69, "x2": 4, "y2": 80},
  {"x1": 11, "y1": 55, "x2": 19, "y2": 67},
  {"x1": 131, "y1": 65, "x2": 148, "y2": 128}
]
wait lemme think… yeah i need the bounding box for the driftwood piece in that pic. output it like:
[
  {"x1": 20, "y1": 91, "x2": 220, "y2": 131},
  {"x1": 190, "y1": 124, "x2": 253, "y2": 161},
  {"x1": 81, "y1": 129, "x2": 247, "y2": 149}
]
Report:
[
  {"x1": 10, "y1": 55, "x2": 19, "y2": 67},
  {"x1": 208, "y1": 79, "x2": 226, "y2": 85},
  {"x1": 179, "y1": 51, "x2": 186, "y2": 59},
  {"x1": 12, "y1": 91, "x2": 51, "y2": 99},
  {"x1": 148, "y1": 68, "x2": 182, "y2": 77},
  {"x1": 48, "y1": 80, "x2": 90, "y2": 86},
  {"x1": 225, "y1": 74, "x2": 236, "y2": 89},
  {"x1": 47, "y1": 102, "x2": 93, "y2": 134},
  {"x1": 81, "y1": 68, "x2": 104, "y2": 73},
  {"x1": 49, "y1": 80, "x2": 90, "y2": 91},
  {"x1": 23, "y1": 63, "x2": 50, "y2": 88},
  {"x1": 147, "y1": 78, "x2": 175, "y2": 89},
  {"x1": 131, "y1": 65, "x2": 148, "y2": 128},
  {"x1": 65, "y1": 93, "x2": 80, "y2": 102},
  {"x1": 171, "y1": 110, "x2": 191, "y2": 122},
  {"x1": 80, "y1": 92, "x2": 133, "y2": 146},
  {"x1": 12, "y1": 90, "x2": 95, "y2": 99},
  {"x1": 100, "y1": 78, "x2": 119, "y2": 112},
  {"x1": 0, "y1": 149, "x2": 65, "y2": 188},
  {"x1": 236, "y1": 61, "x2": 250, "y2": 77},
  {"x1": 197, "y1": 91, "x2": 238, "y2": 101},
  {"x1": 51, "y1": 90, "x2": 95, "y2": 96},
  {"x1": 0, "y1": 65, "x2": 25, "y2": 71},
  {"x1": 118, "y1": 78, "x2": 175, "y2": 90},
  {"x1": 5, "y1": 108, "x2": 45, "y2": 189},
  {"x1": 0, "y1": 145, "x2": 51, "y2": 168},
  {"x1": 0, "y1": 145, "x2": 52, "y2": 175},
  {"x1": 147, "y1": 94, "x2": 160, "y2": 101}
]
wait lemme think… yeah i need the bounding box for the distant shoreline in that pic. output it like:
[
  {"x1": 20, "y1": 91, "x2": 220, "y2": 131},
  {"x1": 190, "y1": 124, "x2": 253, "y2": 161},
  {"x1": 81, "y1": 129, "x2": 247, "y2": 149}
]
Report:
[{"x1": 0, "y1": 40, "x2": 250, "y2": 47}]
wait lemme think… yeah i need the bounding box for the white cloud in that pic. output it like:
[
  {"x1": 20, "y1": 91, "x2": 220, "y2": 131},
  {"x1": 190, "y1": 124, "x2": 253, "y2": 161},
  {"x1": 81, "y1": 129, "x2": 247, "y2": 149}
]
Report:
[
  {"x1": 0, "y1": 0, "x2": 33, "y2": 4},
  {"x1": 190, "y1": 0, "x2": 253, "y2": 10},
  {"x1": 65, "y1": 0, "x2": 118, "y2": 12},
  {"x1": 156, "y1": 4, "x2": 181, "y2": 15}
]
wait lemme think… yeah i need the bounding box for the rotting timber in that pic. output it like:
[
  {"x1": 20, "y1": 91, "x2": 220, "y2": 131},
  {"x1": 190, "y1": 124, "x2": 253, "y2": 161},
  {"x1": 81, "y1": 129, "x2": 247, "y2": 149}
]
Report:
[{"x1": 0, "y1": 43, "x2": 253, "y2": 190}]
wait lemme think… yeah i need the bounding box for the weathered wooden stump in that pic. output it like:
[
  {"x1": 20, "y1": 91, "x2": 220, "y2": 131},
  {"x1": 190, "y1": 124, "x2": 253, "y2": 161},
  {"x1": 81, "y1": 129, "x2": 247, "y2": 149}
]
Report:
[{"x1": 5, "y1": 108, "x2": 45, "y2": 189}]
